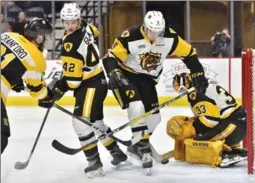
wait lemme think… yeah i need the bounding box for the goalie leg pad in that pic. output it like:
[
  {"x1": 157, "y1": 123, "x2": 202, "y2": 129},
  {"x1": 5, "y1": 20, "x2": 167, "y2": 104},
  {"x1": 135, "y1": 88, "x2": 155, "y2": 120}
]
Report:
[
  {"x1": 173, "y1": 139, "x2": 186, "y2": 161},
  {"x1": 166, "y1": 116, "x2": 196, "y2": 140},
  {"x1": 184, "y1": 138, "x2": 224, "y2": 166}
]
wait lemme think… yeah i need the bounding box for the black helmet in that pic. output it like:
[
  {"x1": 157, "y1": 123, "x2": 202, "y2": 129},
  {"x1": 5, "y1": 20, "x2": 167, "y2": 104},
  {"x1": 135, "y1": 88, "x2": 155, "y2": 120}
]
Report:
[
  {"x1": 24, "y1": 18, "x2": 53, "y2": 51},
  {"x1": 24, "y1": 18, "x2": 53, "y2": 39}
]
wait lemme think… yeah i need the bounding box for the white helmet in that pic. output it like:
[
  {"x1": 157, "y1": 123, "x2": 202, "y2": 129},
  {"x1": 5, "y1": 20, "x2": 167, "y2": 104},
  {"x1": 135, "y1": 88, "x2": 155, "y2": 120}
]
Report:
[
  {"x1": 60, "y1": 3, "x2": 81, "y2": 21},
  {"x1": 144, "y1": 11, "x2": 165, "y2": 33}
]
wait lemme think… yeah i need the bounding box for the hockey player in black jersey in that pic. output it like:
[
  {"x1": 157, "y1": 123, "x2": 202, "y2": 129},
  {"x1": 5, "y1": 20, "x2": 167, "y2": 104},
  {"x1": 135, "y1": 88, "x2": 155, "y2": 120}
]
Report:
[
  {"x1": 1, "y1": 18, "x2": 54, "y2": 154},
  {"x1": 166, "y1": 73, "x2": 247, "y2": 167},
  {"x1": 38, "y1": 3, "x2": 127, "y2": 177},
  {"x1": 102, "y1": 11, "x2": 208, "y2": 171}
]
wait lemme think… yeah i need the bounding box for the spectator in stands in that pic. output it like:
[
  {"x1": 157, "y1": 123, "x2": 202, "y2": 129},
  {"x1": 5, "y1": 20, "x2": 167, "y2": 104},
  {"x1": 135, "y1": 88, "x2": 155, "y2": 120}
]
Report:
[
  {"x1": 211, "y1": 28, "x2": 231, "y2": 57},
  {"x1": 14, "y1": 11, "x2": 27, "y2": 35},
  {"x1": 1, "y1": 13, "x2": 10, "y2": 33}
]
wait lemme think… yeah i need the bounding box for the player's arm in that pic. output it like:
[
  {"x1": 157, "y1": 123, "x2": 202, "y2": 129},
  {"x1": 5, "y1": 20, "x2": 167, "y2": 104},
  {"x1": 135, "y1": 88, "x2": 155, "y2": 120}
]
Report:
[
  {"x1": 102, "y1": 32, "x2": 130, "y2": 89},
  {"x1": 168, "y1": 28, "x2": 208, "y2": 95},
  {"x1": 88, "y1": 24, "x2": 99, "y2": 38}
]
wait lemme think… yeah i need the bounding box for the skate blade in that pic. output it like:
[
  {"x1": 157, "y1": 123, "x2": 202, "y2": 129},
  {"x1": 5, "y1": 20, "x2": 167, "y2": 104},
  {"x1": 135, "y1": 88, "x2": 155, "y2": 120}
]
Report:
[
  {"x1": 146, "y1": 168, "x2": 152, "y2": 176},
  {"x1": 114, "y1": 160, "x2": 133, "y2": 171},
  {"x1": 126, "y1": 151, "x2": 142, "y2": 162},
  {"x1": 86, "y1": 167, "x2": 105, "y2": 178},
  {"x1": 219, "y1": 157, "x2": 247, "y2": 168}
]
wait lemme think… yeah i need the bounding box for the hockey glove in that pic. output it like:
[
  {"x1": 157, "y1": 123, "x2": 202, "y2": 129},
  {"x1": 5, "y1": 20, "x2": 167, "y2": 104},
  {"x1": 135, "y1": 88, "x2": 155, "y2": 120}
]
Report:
[
  {"x1": 51, "y1": 80, "x2": 67, "y2": 101},
  {"x1": 38, "y1": 87, "x2": 54, "y2": 108},
  {"x1": 108, "y1": 68, "x2": 130, "y2": 89},
  {"x1": 190, "y1": 71, "x2": 208, "y2": 96},
  {"x1": 12, "y1": 79, "x2": 25, "y2": 93}
]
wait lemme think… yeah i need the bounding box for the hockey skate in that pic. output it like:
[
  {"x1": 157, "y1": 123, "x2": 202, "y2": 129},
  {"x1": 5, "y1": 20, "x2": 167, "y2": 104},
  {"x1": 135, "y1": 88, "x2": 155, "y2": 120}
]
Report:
[
  {"x1": 109, "y1": 144, "x2": 128, "y2": 165},
  {"x1": 84, "y1": 155, "x2": 104, "y2": 178},
  {"x1": 219, "y1": 148, "x2": 247, "y2": 168},
  {"x1": 127, "y1": 141, "x2": 153, "y2": 176}
]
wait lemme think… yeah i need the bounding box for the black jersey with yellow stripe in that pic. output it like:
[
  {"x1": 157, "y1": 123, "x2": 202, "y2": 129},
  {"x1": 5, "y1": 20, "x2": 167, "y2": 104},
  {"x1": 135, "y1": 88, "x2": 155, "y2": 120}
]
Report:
[
  {"x1": 108, "y1": 25, "x2": 203, "y2": 81},
  {"x1": 60, "y1": 21, "x2": 103, "y2": 90},
  {"x1": 1, "y1": 32, "x2": 48, "y2": 105},
  {"x1": 188, "y1": 81, "x2": 241, "y2": 134}
]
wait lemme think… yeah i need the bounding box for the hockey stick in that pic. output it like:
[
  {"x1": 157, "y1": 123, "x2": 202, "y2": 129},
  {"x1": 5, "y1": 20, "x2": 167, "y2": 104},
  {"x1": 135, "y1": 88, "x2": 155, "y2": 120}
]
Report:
[
  {"x1": 52, "y1": 104, "x2": 140, "y2": 146},
  {"x1": 150, "y1": 144, "x2": 174, "y2": 164},
  {"x1": 52, "y1": 87, "x2": 195, "y2": 155},
  {"x1": 14, "y1": 107, "x2": 51, "y2": 170}
]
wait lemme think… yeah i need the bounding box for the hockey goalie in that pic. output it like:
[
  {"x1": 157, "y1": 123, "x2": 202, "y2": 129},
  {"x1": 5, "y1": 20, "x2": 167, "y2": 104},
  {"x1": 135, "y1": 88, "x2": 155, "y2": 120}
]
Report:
[{"x1": 166, "y1": 72, "x2": 247, "y2": 168}]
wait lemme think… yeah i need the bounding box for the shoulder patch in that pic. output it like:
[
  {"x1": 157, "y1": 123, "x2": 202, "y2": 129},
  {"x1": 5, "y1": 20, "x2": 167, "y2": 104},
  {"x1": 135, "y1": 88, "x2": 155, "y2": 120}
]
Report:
[
  {"x1": 121, "y1": 30, "x2": 130, "y2": 38},
  {"x1": 189, "y1": 92, "x2": 197, "y2": 100},
  {"x1": 64, "y1": 42, "x2": 73, "y2": 52}
]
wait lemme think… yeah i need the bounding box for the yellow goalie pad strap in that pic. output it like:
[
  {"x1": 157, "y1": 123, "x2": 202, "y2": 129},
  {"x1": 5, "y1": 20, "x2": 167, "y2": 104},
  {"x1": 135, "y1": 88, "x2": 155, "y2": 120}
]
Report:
[
  {"x1": 184, "y1": 138, "x2": 224, "y2": 166},
  {"x1": 166, "y1": 116, "x2": 196, "y2": 140}
]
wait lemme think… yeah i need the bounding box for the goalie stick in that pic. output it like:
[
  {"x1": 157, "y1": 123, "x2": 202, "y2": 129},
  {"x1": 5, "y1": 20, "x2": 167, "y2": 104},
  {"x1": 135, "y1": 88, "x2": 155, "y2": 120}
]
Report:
[{"x1": 52, "y1": 87, "x2": 195, "y2": 155}]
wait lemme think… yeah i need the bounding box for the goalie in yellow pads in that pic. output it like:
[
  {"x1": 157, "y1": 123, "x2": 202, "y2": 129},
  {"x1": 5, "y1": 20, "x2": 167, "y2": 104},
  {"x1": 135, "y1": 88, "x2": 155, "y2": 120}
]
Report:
[{"x1": 166, "y1": 73, "x2": 247, "y2": 168}]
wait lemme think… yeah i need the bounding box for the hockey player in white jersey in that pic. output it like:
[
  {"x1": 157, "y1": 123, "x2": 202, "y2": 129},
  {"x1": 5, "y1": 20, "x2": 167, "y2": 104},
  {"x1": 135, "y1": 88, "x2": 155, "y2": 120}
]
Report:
[
  {"x1": 102, "y1": 11, "x2": 208, "y2": 171},
  {"x1": 166, "y1": 73, "x2": 247, "y2": 167}
]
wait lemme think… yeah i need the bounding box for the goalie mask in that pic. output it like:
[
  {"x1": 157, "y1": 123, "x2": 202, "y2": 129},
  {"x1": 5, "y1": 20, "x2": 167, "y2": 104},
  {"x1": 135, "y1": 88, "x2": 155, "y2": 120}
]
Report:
[{"x1": 172, "y1": 73, "x2": 192, "y2": 92}]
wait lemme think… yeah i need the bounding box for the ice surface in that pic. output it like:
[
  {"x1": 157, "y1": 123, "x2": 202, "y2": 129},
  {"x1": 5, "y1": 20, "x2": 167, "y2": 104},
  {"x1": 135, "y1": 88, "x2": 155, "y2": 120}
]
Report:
[{"x1": 1, "y1": 106, "x2": 254, "y2": 183}]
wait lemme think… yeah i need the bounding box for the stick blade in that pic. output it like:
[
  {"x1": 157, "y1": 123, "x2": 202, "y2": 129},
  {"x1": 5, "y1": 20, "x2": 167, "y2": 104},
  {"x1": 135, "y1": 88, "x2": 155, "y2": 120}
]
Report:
[
  {"x1": 14, "y1": 161, "x2": 29, "y2": 170},
  {"x1": 52, "y1": 140, "x2": 81, "y2": 155}
]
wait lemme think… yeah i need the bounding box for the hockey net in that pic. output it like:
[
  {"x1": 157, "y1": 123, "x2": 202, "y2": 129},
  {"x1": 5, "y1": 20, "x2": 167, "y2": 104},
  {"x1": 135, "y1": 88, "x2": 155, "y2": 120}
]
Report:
[{"x1": 242, "y1": 48, "x2": 255, "y2": 174}]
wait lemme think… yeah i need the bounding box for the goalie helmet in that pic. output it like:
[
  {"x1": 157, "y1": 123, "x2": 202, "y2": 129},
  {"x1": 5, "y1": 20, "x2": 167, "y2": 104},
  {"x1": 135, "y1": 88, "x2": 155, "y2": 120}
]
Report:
[
  {"x1": 144, "y1": 11, "x2": 165, "y2": 34},
  {"x1": 60, "y1": 3, "x2": 81, "y2": 21},
  {"x1": 172, "y1": 72, "x2": 192, "y2": 92}
]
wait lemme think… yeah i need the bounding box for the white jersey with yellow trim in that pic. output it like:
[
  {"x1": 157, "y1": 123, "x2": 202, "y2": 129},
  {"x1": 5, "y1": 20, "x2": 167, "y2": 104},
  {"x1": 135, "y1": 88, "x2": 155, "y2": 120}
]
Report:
[
  {"x1": 60, "y1": 21, "x2": 103, "y2": 89},
  {"x1": 1, "y1": 32, "x2": 48, "y2": 105},
  {"x1": 109, "y1": 25, "x2": 197, "y2": 80}
]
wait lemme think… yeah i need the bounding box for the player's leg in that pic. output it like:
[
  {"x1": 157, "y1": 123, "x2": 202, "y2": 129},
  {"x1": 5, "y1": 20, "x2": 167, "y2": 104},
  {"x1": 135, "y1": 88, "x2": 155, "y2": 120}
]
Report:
[
  {"x1": 1, "y1": 98, "x2": 10, "y2": 154},
  {"x1": 119, "y1": 72, "x2": 156, "y2": 169},
  {"x1": 110, "y1": 70, "x2": 149, "y2": 145},
  {"x1": 73, "y1": 78, "x2": 104, "y2": 177},
  {"x1": 220, "y1": 107, "x2": 247, "y2": 164},
  {"x1": 82, "y1": 75, "x2": 127, "y2": 165}
]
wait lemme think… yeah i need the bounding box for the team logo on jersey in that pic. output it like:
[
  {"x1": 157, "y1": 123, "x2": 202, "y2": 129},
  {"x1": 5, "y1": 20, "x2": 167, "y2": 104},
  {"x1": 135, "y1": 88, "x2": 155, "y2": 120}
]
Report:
[
  {"x1": 189, "y1": 92, "x2": 197, "y2": 100},
  {"x1": 126, "y1": 90, "x2": 135, "y2": 98},
  {"x1": 121, "y1": 30, "x2": 130, "y2": 38},
  {"x1": 139, "y1": 52, "x2": 162, "y2": 72},
  {"x1": 64, "y1": 42, "x2": 73, "y2": 52}
]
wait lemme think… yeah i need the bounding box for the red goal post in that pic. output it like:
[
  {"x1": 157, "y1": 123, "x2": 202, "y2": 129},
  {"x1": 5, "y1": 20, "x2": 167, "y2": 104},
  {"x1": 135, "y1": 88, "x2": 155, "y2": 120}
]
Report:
[{"x1": 242, "y1": 48, "x2": 255, "y2": 174}]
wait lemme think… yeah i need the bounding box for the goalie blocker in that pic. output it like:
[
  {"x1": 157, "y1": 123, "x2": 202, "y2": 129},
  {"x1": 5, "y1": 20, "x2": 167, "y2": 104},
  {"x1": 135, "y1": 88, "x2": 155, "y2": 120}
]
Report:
[{"x1": 165, "y1": 72, "x2": 247, "y2": 167}]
